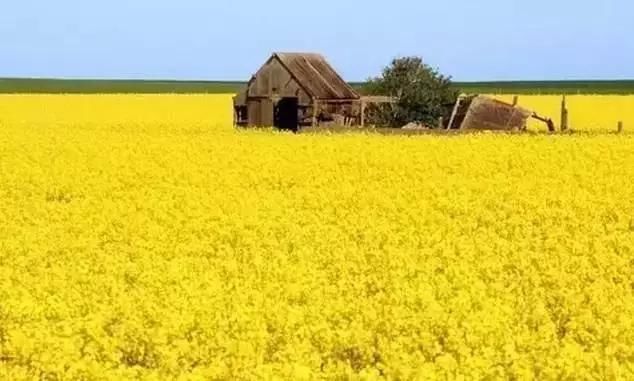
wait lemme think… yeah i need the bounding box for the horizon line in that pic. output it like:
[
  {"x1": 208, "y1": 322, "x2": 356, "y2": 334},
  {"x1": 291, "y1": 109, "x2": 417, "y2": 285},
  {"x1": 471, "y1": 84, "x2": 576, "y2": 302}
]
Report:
[{"x1": 2, "y1": 77, "x2": 634, "y2": 84}]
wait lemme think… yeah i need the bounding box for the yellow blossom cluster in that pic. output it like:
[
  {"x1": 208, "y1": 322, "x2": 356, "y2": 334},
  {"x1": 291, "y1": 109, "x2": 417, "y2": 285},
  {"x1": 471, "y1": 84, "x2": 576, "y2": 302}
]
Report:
[{"x1": 0, "y1": 95, "x2": 633, "y2": 380}]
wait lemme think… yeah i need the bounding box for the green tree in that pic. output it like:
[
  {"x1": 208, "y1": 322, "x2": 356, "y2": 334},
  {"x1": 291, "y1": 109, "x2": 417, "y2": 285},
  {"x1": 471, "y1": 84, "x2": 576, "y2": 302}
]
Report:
[{"x1": 363, "y1": 57, "x2": 458, "y2": 127}]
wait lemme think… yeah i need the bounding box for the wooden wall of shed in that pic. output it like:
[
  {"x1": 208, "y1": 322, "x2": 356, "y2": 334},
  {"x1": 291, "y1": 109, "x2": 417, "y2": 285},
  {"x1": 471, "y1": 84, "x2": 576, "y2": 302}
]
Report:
[
  {"x1": 247, "y1": 101, "x2": 259, "y2": 126},
  {"x1": 247, "y1": 58, "x2": 312, "y2": 105},
  {"x1": 247, "y1": 99, "x2": 274, "y2": 127},
  {"x1": 319, "y1": 102, "x2": 357, "y2": 116}
]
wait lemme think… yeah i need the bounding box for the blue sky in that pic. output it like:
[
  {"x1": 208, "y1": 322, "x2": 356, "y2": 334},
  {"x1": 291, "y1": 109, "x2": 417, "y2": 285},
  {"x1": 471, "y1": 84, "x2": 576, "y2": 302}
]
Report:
[{"x1": 1, "y1": 0, "x2": 632, "y2": 81}]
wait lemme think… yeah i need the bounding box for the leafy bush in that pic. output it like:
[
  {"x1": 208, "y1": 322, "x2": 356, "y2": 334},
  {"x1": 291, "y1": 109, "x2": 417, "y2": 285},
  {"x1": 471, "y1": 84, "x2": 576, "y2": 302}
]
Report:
[{"x1": 363, "y1": 56, "x2": 458, "y2": 127}]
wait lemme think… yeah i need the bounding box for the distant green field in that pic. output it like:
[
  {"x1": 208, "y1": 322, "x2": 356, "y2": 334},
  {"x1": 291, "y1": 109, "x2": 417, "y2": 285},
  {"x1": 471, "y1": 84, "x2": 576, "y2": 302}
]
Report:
[
  {"x1": 1, "y1": 78, "x2": 634, "y2": 94},
  {"x1": 0, "y1": 78, "x2": 243, "y2": 94},
  {"x1": 456, "y1": 80, "x2": 634, "y2": 95}
]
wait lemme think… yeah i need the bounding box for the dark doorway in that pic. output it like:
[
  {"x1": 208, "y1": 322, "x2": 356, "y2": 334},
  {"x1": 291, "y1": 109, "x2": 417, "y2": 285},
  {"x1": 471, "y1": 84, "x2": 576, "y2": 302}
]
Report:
[{"x1": 275, "y1": 97, "x2": 299, "y2": 132}]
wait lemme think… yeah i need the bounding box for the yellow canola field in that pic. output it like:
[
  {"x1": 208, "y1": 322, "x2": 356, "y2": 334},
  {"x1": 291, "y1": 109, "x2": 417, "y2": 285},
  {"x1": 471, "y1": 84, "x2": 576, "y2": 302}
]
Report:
[
  {"x1": 0, "y1": 94, "x2": 234, "y2": 130},
  {"x1": 0, "y1": 95, "x2": 633, "y2": 380},
  {"x1": 491, "y1": 95, "x2": 634, "y2": 132}
]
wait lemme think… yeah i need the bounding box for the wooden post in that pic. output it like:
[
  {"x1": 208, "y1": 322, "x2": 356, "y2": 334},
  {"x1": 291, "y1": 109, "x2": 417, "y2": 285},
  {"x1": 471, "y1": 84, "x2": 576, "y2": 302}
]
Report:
[
  {"x1": 437, "y1": 116, "x2": 444, "y2": 129},
  {"x1": 617, "y1": 121, "x2": 623, "y2": 133},
  {"x1": 560, "y1": 95, "x2": 569, "y2": 131},
  {"x1": 447, "y1": 96, "x2": 462, "y2": 130},
  {"x1": 312, "y1": 100, "x2": 319, "y2": 127},
  {"x1": 512, "y1": 96, "x2": 519, "y2": 107},
  {"x1": 360, "y1": 100, "x2": 366, "y2": 128}
]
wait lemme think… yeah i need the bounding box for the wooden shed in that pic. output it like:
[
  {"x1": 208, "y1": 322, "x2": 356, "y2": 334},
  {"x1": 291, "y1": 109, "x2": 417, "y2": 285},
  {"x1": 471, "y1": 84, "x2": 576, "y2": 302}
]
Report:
[{"x1": 233, "y1": 52, "x2": 361, "y2": 131}]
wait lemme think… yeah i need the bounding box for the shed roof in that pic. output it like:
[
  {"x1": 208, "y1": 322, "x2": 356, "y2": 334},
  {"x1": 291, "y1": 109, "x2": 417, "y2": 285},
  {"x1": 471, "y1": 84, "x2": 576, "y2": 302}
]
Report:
[{"x1": 273, "y1": 53, "x2": 360, "y2": 101}]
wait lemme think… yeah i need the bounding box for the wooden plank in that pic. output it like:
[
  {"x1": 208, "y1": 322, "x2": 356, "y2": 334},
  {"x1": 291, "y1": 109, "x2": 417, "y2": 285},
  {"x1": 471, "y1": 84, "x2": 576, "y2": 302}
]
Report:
[
  {"x1": 313, "y1": 98, "x2": 363, "y2": 104},
  {"x1": 312, "y1": 100, "x2": 319, "y2": 127},
  {"x1": 361, "y1": 96, "x2": 397, "y2": 104},
  {"x1": 360, "y1": 100, "x2": 366, "y2": 127},
  {"x1": 247, "y1": 101, "x2": 259, "y2": 126},
  {"x1": 261, "y1": 99, "x2": 274, "y2": 126},
  {"x1": 446, "y1": 97, "x2": 463, "y2": 130},
  {"x1": 268, "y1": 66, "x2": 272, "y2": 96}
]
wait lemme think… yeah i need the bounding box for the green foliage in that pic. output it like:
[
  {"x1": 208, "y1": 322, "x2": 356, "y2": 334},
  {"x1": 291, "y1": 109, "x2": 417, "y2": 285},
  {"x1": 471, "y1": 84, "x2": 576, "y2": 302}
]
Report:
[{"x1": 362, "y1": 57, "x2": 458, "y2": 127}]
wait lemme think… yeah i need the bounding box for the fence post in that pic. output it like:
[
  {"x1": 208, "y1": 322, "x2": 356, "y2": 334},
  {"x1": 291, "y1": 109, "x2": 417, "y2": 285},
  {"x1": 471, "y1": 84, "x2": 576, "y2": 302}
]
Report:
[
  {"x1": 617, "y1": 121, "x2": 623, "y2": 133},
  {"x1": 560, "y1": 95, "x2": 569, "y2": 131},
  {"x1": 512, "y1": 96, "x2": 518, "y2": 107},
  {"x1": 437, "y1": 116, "x2": 444, "y2": 129}
]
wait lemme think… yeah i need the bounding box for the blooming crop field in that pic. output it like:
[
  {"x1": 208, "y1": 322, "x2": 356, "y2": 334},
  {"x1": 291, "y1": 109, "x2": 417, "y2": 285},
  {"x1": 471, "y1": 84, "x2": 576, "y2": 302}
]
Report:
[
  {"x1": 0, "y1": 95, "x2": 633, "y2": 380},
  {"x1": 491, "y1": 95, "x2": 634, "y2": 132}
]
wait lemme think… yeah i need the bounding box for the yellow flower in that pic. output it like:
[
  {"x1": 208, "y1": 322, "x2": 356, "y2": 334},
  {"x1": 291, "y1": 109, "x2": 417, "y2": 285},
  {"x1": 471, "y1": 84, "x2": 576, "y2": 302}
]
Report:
[{"x1": 0, "y1": 94, "x2": 632, "y2": 380}]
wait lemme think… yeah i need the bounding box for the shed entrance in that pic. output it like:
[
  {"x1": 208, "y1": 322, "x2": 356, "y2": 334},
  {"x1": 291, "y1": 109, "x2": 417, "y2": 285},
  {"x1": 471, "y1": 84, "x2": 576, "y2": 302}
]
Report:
[{"x1": 275, "y1": 97, "x2": 299, "y2": 132}]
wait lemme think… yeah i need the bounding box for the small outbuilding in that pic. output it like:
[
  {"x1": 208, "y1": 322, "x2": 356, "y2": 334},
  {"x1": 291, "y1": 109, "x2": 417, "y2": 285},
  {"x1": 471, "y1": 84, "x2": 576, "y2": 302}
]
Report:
[{"x1": 234, "y1": 52, "x2": 362, "y2": 131}]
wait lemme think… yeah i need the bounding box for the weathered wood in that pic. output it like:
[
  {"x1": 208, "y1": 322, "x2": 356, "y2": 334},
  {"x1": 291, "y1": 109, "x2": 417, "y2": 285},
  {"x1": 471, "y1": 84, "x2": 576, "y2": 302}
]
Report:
[
  {"x1": 560, "y1": 95, "x2": 569, "y2": 131},
  {"x1": 310, "y1": 98, "x2": 363, "y2": 104},
  {"x1": 460, "y1": 96, "x2": 532, "y2": 131},
  {"x1": 437, "y1": 116, "x2": 444, "y2": 129},
  {"x1": 268, "y1": 69, "x2": 272, "y2": 96},
  {"x1": 360, "y1": 96, "x2": 396, "y2": 104},
  {"x1": 247, "y1": 100, "x2": 259, "y2": 126},
  {"x1": 249, "y1": 59, "x2": 311, "y2": 104},
  {"x1": 312, "y1": 100, "x2": 319, "y2": 127},
  {"x1": 446, "y1": 96, "x2": 463, "y2": 129},
  {"x1": 360, "y1": 100, "x2": 366, "y2": 127},
  {"x1": 260, "y1": 99, "x2": 274, "y2": 126},
  {"x1": 241, "y1": 53, "x2": 363, "y2": 128},
  {"x1": 532, "y1": 112, "x2": 556, "y2": 132}
]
